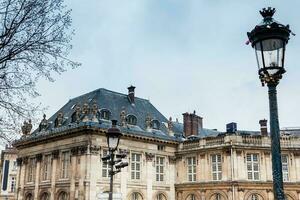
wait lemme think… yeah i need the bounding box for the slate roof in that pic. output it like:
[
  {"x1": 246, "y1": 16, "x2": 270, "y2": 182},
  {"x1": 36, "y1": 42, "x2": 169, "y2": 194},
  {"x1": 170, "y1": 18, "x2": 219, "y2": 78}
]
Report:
[{"x1": 22, "y1": 88, "x2": 182, "y2": 142}]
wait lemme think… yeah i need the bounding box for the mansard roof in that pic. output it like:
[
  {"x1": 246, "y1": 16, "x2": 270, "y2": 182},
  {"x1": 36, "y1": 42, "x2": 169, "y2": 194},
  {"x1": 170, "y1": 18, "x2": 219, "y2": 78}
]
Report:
[{"x1": 16, "y1": 88, "x2": 184, "y2": 144}]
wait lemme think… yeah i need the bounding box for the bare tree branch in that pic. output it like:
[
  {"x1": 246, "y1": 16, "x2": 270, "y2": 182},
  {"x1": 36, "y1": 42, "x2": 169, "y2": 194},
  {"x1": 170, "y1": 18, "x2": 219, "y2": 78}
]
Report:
[{"x1": 0, "y1": 0, "x2": 80, "y2": 145}]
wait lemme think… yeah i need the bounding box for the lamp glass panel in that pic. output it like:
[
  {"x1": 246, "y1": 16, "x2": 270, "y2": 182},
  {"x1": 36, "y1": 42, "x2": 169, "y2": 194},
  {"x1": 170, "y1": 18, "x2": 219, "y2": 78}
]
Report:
[
  {"x1": 255, "y1": 39, "x2": 284, "y2": 75},
  {"x1": 108, "y1": 136, "x2": 119, "y2": 149}
]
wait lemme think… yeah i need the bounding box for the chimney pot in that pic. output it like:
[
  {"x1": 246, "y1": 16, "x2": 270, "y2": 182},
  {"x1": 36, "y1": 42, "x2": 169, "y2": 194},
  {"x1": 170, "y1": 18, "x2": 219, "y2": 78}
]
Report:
[
  {"x1": 259, "y1": 119, "x2": 268, "y2": 136},
  {"x1": 183, "y1": 111, "x2": 203, "y2": 137},
  {"x1": 127, "y1": 85, "x2": 136, "y2": 104}
]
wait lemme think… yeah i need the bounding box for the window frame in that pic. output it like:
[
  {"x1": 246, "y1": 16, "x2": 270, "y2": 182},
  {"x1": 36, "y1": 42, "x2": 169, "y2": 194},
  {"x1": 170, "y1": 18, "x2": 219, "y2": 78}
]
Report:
[
  {"x1": 282, "y1": 154, "x2": 289, "y2": 181},
  {"x1": 156, "y1": 156, "x2": 165, "y2": 182},
  {"x1": 246, "y1": 153, "x2": 260, "y2": 181},
  {"x1": 27, "y1": 157, "x2": 36, "y2": 183},
  {"x1": 42, "y1": 154, "x2": 52, "y2": 181},
  {"x1": 211, "y1": 154, "x2": 222, "y2": 181},
  {"x1": 60, "y1": 151, "x2": 70, "y2": 179},
  {"x1": 187, "y1": 156, "x2": 196, "y2": 182},
  {"x1": 131, "y1": 153, "x2": 142, "y2": 180},
  {"x1": 102, "y1": 149, "x2": 109, "y2": 178}
]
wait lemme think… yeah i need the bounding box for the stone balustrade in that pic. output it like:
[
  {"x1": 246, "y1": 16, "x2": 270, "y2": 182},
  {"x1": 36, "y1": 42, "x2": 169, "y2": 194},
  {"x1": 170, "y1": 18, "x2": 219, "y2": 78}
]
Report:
[{"x1": 181, "y1": 134, "x2": 300, "y2": 150}]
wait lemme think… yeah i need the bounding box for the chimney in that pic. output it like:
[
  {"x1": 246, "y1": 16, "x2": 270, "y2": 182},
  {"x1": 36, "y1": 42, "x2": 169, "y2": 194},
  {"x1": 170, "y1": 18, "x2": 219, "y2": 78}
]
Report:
[
  {"x1": 127, "y1": 85, "x2": 135, "y2": 104},
  {"x1": 183, "y1": 111, "x2": 203, "y2": 137},
  {"x1": 259, "y1": 119, "x2": 268, "y2": 136}
]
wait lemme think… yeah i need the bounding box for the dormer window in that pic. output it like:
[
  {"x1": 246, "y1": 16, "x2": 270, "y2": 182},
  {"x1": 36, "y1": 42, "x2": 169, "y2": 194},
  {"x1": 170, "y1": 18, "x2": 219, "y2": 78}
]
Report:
[
  {"x1": 71, "y1": 112, "x2": 77, "y2": 123},
  {"x1": 151, "y1": 119, "x2": 160, "y2": 130},
  {"x1": 100, "y1": 109, "x2": 111, "y2": 120},
  {"x1": 126, "y1": 115, "x2": 137, "y2": 125}
]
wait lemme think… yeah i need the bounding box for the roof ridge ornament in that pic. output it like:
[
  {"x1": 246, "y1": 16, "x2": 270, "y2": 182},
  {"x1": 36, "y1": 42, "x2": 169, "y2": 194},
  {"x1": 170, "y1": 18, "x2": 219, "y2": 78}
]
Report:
[
  {"x1": 260, "y1": 7, "x2": 275, "y2": 18},
  {"x1": 120, "y1": 107, "x2": 127, "y2": 127},
  {"x1": 21, "y1": 119, "x2": 32, "y2": 136},
  {"x1": 39, "y1": 114, "x2": 48, "y2": 131}
]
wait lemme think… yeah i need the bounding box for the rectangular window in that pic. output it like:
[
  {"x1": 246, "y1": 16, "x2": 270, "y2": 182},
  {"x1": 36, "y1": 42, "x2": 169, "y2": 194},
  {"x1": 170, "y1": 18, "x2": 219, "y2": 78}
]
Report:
[
  {"x1": 27, "y1": 158, "x2": 36, "y2": 182},
  {"x1": 282, "y1": 155, "x2": 289, "y2": 181},
  {"x1": 247, "y1": 153, "x2": 260, "y2": 180},
  {"x1": 42, "y1": 155, "x2": 52, "y2": 180},
  {"x1": 211, "y1": 154, "x2": 222, "y2": 181},
  {"x1": 131, "y1": 153, "x2": 141, "y2": 180},
  {"x1": 187, "y1": 157, "x2": 196, "y2": 182},
  {"x1": 60, "y1": 151, "x2": 70, "y2": 179},
  {"x1": 10, "y1": 177, "x2": 16, "y2": 192},
  {"x1": 102, "y1": 150, "x2": 109, "y2": 178},
  {"x1": 156, "y1": 156, "x2": 164, "y2": 182}
]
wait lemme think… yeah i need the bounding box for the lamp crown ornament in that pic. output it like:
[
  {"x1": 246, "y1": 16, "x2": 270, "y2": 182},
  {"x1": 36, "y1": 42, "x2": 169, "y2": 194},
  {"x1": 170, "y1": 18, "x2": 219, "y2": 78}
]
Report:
[{"x1": 260, "y1": 7, "x2": 275, "y2": 18}]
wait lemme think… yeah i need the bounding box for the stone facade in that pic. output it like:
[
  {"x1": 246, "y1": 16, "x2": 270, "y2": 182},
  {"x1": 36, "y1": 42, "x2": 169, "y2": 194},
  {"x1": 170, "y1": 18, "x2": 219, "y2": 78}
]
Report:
[
  {"x1": 0, "y1": 146, "x2": 18, "y2": 200},
  {"x1": 176, "y1": 134, "x2": 300, "y2": 200},
  {"x1": 10, "y1": 87, "x2": 300, "y2": 200}
]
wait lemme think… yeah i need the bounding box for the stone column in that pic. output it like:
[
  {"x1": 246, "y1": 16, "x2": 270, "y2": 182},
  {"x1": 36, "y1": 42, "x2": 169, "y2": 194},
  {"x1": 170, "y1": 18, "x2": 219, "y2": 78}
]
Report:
[
  {"x1": 50, "y1": 150, "x2": 59, "y2": 200},
  {"x1": 120, "y1": 149, "x2": 129, "y2": 199},
  {"x1": 78, "y1": 146, "x2": 88, "y2": 200},
  {"x1": 267, "y1": 189, "x2": 274, "y2": 200},
  {"x1": 200, "y1": 190, "x2": 206, "y2": 200},
  {"x1": 145, "y1": 152, "x2": 154, "y2": 200},
  {"x1": 85, "y1": 145, "x2": 91, "y2": 200},
  {"x1": 169, "y1": 156, "x2": 176, "y2": 200},
  {"x1": 17, "y1": 157, "x2": 27, "y2": 200},
  {"x1": 237, "y1": 189, "x2": 244, "y2": 200},
  {"x1": 89, "y1": 145, "x2": 101, "y2": 200},
  {"x1": 34, "y1": 154, "x2": 42, "y2": 200},
  {"x1": 70, "y1": 147, "x2": 78, "y2": 199}
]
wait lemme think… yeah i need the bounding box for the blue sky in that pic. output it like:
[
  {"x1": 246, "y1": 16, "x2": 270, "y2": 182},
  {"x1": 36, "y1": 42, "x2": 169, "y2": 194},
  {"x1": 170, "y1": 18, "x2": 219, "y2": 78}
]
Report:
[{"x1": 36, "y1": 1, "x2": 300, "y2": 132}]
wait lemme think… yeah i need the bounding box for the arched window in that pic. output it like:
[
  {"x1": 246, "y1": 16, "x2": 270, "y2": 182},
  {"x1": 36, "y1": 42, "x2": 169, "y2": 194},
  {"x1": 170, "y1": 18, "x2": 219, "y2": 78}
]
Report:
[
  {"x1": 40, "y1": 192, "x2": 50, "y2": 200},
  {"x1": 186, "y1": 194, "x2": 196, "y2": 200},
  {"x1": 25, "y1": 193, "x2": 33, "y2": 200},
  {"x1": 131, "y1": 192, "x2": 143, "y2": 200},
  {"x1": 58, "y1": 191, "x2": 68, "y2": 200},
  {"x1": 151, "y1": 120, "x2": 160, "y2": 129},
  {"x1": 250, "y1": 194, "x2": 259, "y2": 200},
  {"x1": 100, "y1": 109, "x2": 111, "y2": 120},
  {"x1": 126, "y1": 115, "x2": 137, "y2": 125},
  {"x1": 157, "y1": 193, "x2": 167, "y2": 200},
  {"x1": 210, "y1": 193, "x2": 222, "y2": 200}
]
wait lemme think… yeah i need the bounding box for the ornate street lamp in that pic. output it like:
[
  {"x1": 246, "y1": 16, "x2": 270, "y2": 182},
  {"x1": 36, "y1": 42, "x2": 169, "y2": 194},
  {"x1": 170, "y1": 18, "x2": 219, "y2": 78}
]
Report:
[
  {"x1": 102, "y1": 120, "x2": 128, "y2": 200},
  {"x1": 106, "y1": 120, "x2": 122, "y2": 151},
  {"x1": 247, "y1": 7, "x2": 293, "y2": 200}
]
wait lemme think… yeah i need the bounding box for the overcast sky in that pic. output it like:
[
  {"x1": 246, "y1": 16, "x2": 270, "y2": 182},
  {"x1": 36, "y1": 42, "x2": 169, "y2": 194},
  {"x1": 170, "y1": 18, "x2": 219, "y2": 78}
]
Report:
[{"x1": 35, "y1": 0, "x2": 300, "y2": 132}]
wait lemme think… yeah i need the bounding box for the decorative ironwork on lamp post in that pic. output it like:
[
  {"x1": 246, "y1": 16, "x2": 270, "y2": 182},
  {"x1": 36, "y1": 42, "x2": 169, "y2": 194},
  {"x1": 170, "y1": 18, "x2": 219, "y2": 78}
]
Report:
[
  {"x1": 247, "y1": 7, "x2": 293, "y2": 200},
  {"x1": 102, "y1": 120, "x2": 128, "y2": 200}
]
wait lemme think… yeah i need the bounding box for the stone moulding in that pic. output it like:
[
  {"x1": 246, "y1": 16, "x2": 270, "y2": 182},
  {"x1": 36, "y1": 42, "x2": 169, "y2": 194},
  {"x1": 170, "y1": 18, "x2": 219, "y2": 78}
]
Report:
[{"x1": 145, "y1": 152, "x2": 155, "y2": 161}]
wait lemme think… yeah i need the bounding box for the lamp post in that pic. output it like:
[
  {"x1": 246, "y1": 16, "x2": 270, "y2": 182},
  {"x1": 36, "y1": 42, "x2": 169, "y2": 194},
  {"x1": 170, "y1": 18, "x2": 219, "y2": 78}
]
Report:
[
  {"x1": 102, "y1": 120, "x2": 128, "y2": 200},
  {"x1": 247, "y1": 7, "x2": 292, "y2": 200}
]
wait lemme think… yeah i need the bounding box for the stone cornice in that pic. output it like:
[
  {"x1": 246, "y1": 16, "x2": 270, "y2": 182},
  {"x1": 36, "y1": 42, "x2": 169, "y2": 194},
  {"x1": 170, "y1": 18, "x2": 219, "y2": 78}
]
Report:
[{"x1": 13, "y1": 125, "x2": 178, "y2": 150}]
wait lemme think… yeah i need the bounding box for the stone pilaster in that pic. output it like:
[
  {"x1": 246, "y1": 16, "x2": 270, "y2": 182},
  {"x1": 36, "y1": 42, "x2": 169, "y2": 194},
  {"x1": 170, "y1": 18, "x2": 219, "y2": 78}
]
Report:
[
  {"x1": 50, "y1": 150, "x2": 59, "y2": 200},
  {"x1": 34, "y1": 155, "x2": 42, "y2": 200},
  {"x1": 89, "y1": 145, "x2": 100, "y2": 200},
  {"x1": 17, "y1": 158, "x2": 26, "y2": 200},
  {"x1": 69, "y1": 150, "x2": 77, "y2": 199},
  {"x1": 169, "y1": 156, "x2": 176, "y2": 200},
  {"x1": 145, "y1": 152, "x2": 154, "y2": 200}
]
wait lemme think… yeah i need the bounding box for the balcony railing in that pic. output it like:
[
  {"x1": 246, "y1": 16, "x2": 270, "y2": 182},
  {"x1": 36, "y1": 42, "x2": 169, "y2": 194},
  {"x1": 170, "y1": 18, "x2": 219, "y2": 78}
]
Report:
[{"x1": 181, "y1": 134, "x2": 300, "y2": 150}]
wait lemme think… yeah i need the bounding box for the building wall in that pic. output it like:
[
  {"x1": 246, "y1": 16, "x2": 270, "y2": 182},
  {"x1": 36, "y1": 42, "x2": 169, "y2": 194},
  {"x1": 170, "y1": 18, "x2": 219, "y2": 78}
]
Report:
[
  {"x1": 15, "y1": 131, "x2": 177, "y2": 200},
  {"x1": 0, "y1": 148, "x2": 18, "y2": 200},
  {"x1": 175, "y1": 135, "x2": 300, "y2": 200}
]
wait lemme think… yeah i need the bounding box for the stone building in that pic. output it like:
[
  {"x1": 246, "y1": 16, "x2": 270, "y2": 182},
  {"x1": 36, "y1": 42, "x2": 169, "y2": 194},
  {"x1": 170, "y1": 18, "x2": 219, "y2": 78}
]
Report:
[
  {"x1": 0, "y1": 146, "x2": 18, "y2": 200},
  {"x1": 12, "y1": 87, "x2": 300, "y2": 200}
]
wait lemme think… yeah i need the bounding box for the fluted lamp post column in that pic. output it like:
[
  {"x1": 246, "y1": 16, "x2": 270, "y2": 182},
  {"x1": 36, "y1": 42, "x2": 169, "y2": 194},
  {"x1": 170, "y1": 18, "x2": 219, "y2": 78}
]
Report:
[{"x1": 247, "y1": 7, "x2": 293, "y2": 200}]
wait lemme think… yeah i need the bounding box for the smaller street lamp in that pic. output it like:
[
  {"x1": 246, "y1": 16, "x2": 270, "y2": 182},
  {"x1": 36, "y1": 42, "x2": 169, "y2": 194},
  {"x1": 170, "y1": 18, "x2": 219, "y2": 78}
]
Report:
[
  {"x1": 102, "y1": 120, "x2": 128, "y2": 200},
  {"x1": 247, "y1": 7, "x2": 293, "y2": 200},
  {"x1": 106, "y1": 120, "x2": 122, "y2": 151}
]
